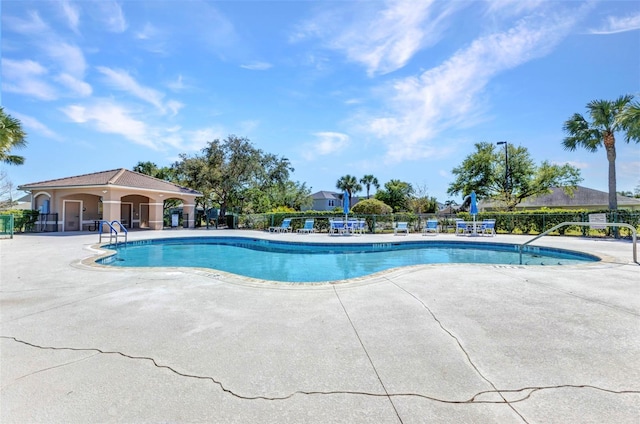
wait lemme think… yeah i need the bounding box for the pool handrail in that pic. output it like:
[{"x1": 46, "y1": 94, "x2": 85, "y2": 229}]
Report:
[
  {"x1": 519, "y1": 221, "x2": 637, "y2": 265},
  {"x1": 98, "y1": 220, "x2": 128, "y2": 245}
]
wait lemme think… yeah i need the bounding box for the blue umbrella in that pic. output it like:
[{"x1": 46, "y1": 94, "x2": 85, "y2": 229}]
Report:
[
  {"x1": 470, "y1": 191, "x2": 478, "y2": 215},
  {"x1": 343, "y1": 190, "x2": 350, "y2": 217},
  {"x1": 470, "y1": 191, "x2": 478, "y2": 235}
]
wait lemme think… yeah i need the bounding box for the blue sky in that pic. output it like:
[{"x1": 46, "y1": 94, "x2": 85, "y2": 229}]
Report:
[{"x1": 2, "y1": 0, "x2": 639, "y2": 204}]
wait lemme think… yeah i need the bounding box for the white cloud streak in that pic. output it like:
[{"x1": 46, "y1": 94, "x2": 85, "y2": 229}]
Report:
[
  {"x1": 293, "y1": 0, "x2": 461, "y2": 76},
  {"x1": 1, "y1": 59, "x2": 57, "y2": 100},
  {"x1": 55, "y1": 73, "x2": 92, "y2": 97},
  {"x1": 240, "y1": 62, "x2": 273, "y2": 71},
  {"x1": 302, "y1": 132, "x2": 350, "y2": 160},
  {"x1": 590, "y1": 13, "x2": 640, "y2": 34},
  {"x1": 61, "y1": 101, "x2": 156, "y2": 149},
  {"x1": 10, "y1": 111, "x2": 60, "y2": 140},
  {"x1": 363, "y1": 7, "x2": 586, "y2": 162},
  {"x1": 60, "y1": 0, "x2": 80, "y2": 33},
  {"x1": 100, "y1": 1, "x2": 127, "y2": 33},
  {"x1": 96, "y1": 66, "x2": 183, "y2": 115}
]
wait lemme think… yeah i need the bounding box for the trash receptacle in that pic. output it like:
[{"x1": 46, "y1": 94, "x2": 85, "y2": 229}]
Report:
[{"x1": 226, "y1": 214, "x2": 236, "y2": 229}]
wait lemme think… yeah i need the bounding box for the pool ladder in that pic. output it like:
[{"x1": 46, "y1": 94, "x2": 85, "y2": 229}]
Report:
[
  {"x1": 98, "y1": 220, "x2": 128, "y2": 245},
  {"x1": 519, "y1": 222, "x2": 637, "y2": 265}
]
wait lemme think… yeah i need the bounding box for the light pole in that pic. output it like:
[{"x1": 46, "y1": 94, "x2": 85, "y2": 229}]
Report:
[{"x1": 496, "y1": 141, "x2": 510, "y2": 192}]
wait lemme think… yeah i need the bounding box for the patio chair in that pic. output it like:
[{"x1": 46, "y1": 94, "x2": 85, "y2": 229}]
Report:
[
  {"x1": 394, "y1": 222, "x2": 409, "y2": 235},
  {"x1": 422, "y1": 219, "x2": 438, "y2": 236},
  {"x1": 455, "y1": 220, "x2": 469, "y2": 236},
  {"x1": 297, "y1": 219, "x2": 315, "y2": 234},
  {"x1": 328, "y1": 219, "x2": 345, "y2": 235},
  {"x1": 481, "y1": 219, "x2": 496, "y2": 236},
  {"x1": 270, "y1": 218, "x2": 292, "y2": 233}
]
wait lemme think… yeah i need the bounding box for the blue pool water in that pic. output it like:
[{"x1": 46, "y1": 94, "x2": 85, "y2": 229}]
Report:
[{"x1": 97, "y1": 237, "x2": 599, "y2": 283}]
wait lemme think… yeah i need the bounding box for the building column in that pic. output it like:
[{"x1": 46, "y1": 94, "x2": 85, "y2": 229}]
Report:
[
  {"x1": 148, "y1": 200, "x2": 164, "y2": 230},
  {"x1": 102, "y1": 198, "x2": 121, "y2": 225},
  {"x1": 182, "y1": 203, "x2": 195, "y2": 228}
]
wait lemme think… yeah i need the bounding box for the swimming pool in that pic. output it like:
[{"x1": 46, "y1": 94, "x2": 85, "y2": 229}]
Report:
[{"x1": 96, "y1": 237, "x2": 599, "y2": 283}]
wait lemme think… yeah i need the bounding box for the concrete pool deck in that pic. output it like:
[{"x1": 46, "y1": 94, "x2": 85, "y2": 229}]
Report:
[{"x1": 1, "y1": 229, "x2": 638, "y2": 423}]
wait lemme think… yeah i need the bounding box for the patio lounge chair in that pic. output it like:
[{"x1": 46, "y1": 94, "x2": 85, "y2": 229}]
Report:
[
  {"x1": 422, "y1": 219, "x2": 438, "y2": 235},
  {"x1": 270, "y1": 218, "x2": 292, "y2": 233},
  {"x1": 481, "y1": 219, "x2": 496, "y2": 236},
  {"x1": 297, "y1": 219, "x2": 315, "y2": 234},
  {"x1": 394, "y1": 222, "x2": 409, "y2": 235},
  {"x1": 354, "y1": 219, "x2": 367, "y2": 235},
  {"x1": 455, "y1": 220, "x2": 469, "y2": 236},
  {"x1": 328, "y1": 219, "x2": 344, "y2": 235}
]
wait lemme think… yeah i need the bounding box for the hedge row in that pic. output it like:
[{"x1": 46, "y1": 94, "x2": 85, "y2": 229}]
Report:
[{"x1": 240, "y1": 209, "x2": 640, "y2": 237}]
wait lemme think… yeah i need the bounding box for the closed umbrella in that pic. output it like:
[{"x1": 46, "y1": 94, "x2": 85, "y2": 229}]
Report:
[
  {"x1": 343, "y1": 190, "x2": 350, "y2": 219},
  {"x1": 470, "y1": 191, "x2": 478, "y2": 235}
]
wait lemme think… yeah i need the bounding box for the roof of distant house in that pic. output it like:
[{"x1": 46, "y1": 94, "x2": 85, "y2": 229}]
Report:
[
  {"x1": 481, "y1": 186, "x2": 640, "y2": 209},
  {"x1": 310, "y1": 190, "x2": 342, "y2": 200},
  {"x1": 18, "y1": 168, "x2": 202, "y2": 195}
]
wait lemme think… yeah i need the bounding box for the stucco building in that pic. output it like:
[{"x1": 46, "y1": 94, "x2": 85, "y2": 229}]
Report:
[{"x1": 18, "y1": 169, "x2": 202, "y2": 231}]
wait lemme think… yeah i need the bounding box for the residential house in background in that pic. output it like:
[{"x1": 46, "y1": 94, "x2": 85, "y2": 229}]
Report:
[
  {"x1": 304, "y1": 191, "x2": 360, "y2": 212},
  {"x1": 480, "y1": 186, "x2": 640, "y2": 211}
]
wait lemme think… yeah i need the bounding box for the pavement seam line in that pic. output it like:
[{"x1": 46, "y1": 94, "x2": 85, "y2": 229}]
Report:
[
  {"x1": 388, "y1": 279, "x2": 530, "y2": 423},
  {"x1": 332, "y1": 286, "x2": 404, "y2": 424},
  {"x1": 2, "y1": 336, "x2": 637, "y2": 405}
]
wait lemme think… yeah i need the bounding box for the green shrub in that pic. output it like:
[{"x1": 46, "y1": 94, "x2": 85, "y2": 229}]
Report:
[{"x1": 0, "y1": 209, "x2": 39, "y2": 232}]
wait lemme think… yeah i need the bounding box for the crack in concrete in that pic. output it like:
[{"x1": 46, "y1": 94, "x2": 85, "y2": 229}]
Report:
[
  {"x1": 2, "y1": 335, "x2": 638, "y2": 407},
  {"x1": 332, "y1": 286, "x2": 404, "y2": 424},
  {"x1": 387, "y1": 279, "x2": 529, "y2": 422}
]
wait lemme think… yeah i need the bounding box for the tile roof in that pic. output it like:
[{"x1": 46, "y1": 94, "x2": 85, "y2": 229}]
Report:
[
  {"x1": 18, "y1": 168, "x2": 202, "y2": 195},
  {"x1": 518, "y1": 186, "x2": 640, "y2": 207}
]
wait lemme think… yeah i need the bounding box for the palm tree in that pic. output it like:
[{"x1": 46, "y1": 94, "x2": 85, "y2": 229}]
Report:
[
  {"x1": 562, "y1": 95, "x2": 639, "y2": 210},
  {"x1": 336, "y1": 174, "x2": 362, "y2": 208},
  {"x1": 359, "y1": 174, "x2": 379, "y2": 199},
  {"x1": 0, "y1": 107, "x2": 28, "y2": 165}
]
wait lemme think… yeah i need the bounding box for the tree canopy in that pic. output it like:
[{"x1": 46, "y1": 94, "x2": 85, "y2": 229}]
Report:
[
  {"x1": 563, "y1": 94, "x2": 639, "y2": 209},
  {"x1": 336, "y1": 174, "x2": 362, "y2": 207},
  {"x1": 374, "y1": 179, "x2": 414, "y2": 212},
  {"x1": 448, "y1": 142, "x2": 582, "y2": 211},
  {"x1": 359, "y1": 174, "x2": 379, "y2": 199},
  {"x1": 172, "y1": 135, "x2": 295, "y2": 216},
  {"x1": 0, "y1": 107, "x2": 27, "y2": 165}
]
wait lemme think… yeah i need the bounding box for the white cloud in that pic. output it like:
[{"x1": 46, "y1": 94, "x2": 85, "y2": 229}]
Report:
[
  {"x1": 240, "y1": 62, "x2": 273, "y2": 71},
  {"x1": 100, "y1": 1, "x2": 127, "y2": 33},
  {"x1": 363, "y1": 8, "x2": 585, "y2": 162},
  {"x1": 61, "y1": 101, "x2": 156, "y2": 149},
  {"x1": 1, "y1": 58, "x2": 57, "y2": 100},
  {"x1": 43, "y1": 42, "x2": 87, "y2": 77},
  {"x1": 55, "y1": 73, "x2": 92, "y2": 97},
  {"x1": 60, "y1": 0, "x2": 80, "y2": 33},
  {"x1": 590, "y1": 13, "x2": 640, "y2": 35},
  {"x1": 2, "y1": 10, "x2": 49, "y2": 34},
  {"x1": 10, "y1": 111, "x2": 60, "y2": 140},
  {"x1": 167, "y1": 75, "x2": 187, "y2": 92},
  {"x1": 96, "y1": 66, "x2": 180, "y2": 115},
  {"x1": 293, "y1": 0, "x2": 461, "y2": 76},
  {"x1": 556, "y1": 160, "x2": 589, "y2": 169},
  {"x1": 484, "y1": 0, "x2": 546, "y2": 17},
  {"x1": 135, "y1": 22, "x2": 156, "y2": 40},
  {"x1": 302, "y1": 132, "x2": 350, "y2": 160}
]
